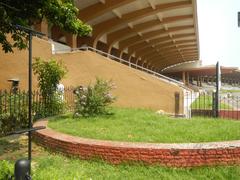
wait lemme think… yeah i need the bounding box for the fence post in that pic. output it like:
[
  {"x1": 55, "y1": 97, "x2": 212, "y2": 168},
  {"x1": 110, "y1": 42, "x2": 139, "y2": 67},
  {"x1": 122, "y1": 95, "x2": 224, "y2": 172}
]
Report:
[
  {"x1": 215, "y1": 61, "x2": 220, "y2": 118},
  {"x1": 212, "y1": 92, "x2": 216, "y2": 117},
  {"x1": 175, "y1": 92, "x2": 180, "y2": 117}
]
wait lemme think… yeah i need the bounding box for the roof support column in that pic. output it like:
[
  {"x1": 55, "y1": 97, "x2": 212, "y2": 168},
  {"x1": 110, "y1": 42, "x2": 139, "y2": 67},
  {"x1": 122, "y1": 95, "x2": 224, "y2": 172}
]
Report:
[
  {"x1": 34, "y1": 18, "x2": 48, "y2": 39},
  {"x1": 120, "y1": 51, "x2": 124, "y2": 59},
  {"x1": 142, "y1": 61, "x2": 146, "y2": 69},
  {"x1": 147, "y1": 64, "x2": 149, "y2": 69},
  {"x1": 191, "y1": 77, "x2": 194, "y2": 84},
  {"x1": 211, "y1": 76, "x2": 214, "y2": 85},
  {"x1": 206, "y1": 76, "x2": 208, "y2": 84},
  {"x1": 186, "y1": 72, "x2": 189, "y2": 86},
  {"x1": 66, "y1": 34, "x2": 77, "y2": 48},
  {"x1": 108, "y1": 45, "x2": 113, "y2": 55},
  {"x1": 129, "y1": 56, "x2": 132, "y2": 67},
  {"x1": 197, "y1": 76, "x2": 200, "y2": 87},
  {"x1": 136, "y1": 58, "x2": 139, "y2": 66},
  {"x1": 182, "y1": 71, "x2": 186, "y2": 85}
]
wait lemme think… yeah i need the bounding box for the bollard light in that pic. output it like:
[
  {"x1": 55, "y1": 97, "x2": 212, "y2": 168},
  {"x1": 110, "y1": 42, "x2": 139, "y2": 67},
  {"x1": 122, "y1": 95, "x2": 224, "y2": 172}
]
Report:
[{"x1": 14, "y1": 159, "x2": 31, "y2": 180}]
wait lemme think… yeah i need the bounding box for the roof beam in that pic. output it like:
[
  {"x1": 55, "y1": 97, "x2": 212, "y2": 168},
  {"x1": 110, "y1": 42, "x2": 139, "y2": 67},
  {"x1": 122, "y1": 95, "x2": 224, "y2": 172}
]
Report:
[
  {"x1": 99, "y1": 0, "x2": 106, "y2": 4},
  {"x1": 112, "y1": 9, "x2": 122, "y2": 18},
  {"x1": 78, "y1": 0, "x2": 135, "y2": 22},
  {"x1": 150, "y1": 52, "x2": 198, "y2": 64},
  {"x1": 92, "y1": 0, "x2": 192, "y2": 47},
  {"x1": 153, "y1": 54, "x2": 198, "y2": 65},
  {"x1": 119, "y1": 25, "x2": 194, "y2": 50},
  {"x1": 154, "y1": 56, "x2": 198, "y2": 69},
  {"x1": 148, "y1": 0, "x2": 156, "y2": 9},
  {"x1": 140, "y1": 47, "x2": 197, "y2": 63},
  {"x1": 149, "y1": 33, "x2": 195, "y2": 44},
  {"x1": 107, "y1": 14, "x2": 193, "y2": 51},
  {"x1": 152, "y1": 48, "x2": 198, "y2": 56},
  {"x1": 127, "y1": 32, "x2": 195, "y2": 60},
  {"x1": 154, "y1": 39, "x2": 196, "y2": 49},
  {"x1": 127, "y1": 33, "x2": 195, "y2": 56}
]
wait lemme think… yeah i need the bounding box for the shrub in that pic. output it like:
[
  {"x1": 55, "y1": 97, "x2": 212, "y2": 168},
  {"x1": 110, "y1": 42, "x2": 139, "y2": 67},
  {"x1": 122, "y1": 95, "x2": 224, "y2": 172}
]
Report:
[
  {"x1": 33, "y1": 58, "x2": 67, "y2": 99},
  {"x1": 33, "y1": 92, "x2": 66, "y2": 119},
  {"x1": 0, "y1": 160, "x2": 14, "y2": 180},
  {"x1": 33, "y1": 58, "x2": 67, "y2": 117},
  {"x1": 0, "y1": 111, "x2": 28, "y2": 137},
  {"x1": 0, "y1": 93, "x2": 28, "y2": 137},
  {"x1": 73, "y1": 78, "x2": 116, "y2": 117}
]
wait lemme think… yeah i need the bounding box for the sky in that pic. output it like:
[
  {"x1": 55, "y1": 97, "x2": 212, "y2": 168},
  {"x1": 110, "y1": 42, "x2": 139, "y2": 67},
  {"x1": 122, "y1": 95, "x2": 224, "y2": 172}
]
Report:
[{"x1": 197, "y1": 0, "x2": 240, "y2": 67}]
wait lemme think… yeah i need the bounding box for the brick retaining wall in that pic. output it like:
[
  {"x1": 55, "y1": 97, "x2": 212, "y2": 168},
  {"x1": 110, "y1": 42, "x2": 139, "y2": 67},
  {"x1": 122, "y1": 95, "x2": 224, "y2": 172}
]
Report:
[{"x1": 33, "y1": 119, "x2": 240, "y2": 167}]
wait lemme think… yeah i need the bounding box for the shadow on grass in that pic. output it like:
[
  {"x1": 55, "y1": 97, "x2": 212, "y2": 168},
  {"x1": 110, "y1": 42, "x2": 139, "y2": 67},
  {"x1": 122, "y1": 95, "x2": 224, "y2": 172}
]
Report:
[
  {"x1": 49, "y1": 111, "x2": 116, "y2": 122},
  {"x1": 0, "y1": 135, "x2": 27, "y2": 161}
]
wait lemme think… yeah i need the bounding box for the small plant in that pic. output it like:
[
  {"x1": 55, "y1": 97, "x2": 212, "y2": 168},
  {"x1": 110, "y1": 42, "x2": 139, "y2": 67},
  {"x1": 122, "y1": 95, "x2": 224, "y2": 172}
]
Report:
[
  {"x1": 0, "y1": 160, "x2": 14, "y2": 180},
  {"x1": 73, "y1": 78, "x2": 116, "y2": 117}
]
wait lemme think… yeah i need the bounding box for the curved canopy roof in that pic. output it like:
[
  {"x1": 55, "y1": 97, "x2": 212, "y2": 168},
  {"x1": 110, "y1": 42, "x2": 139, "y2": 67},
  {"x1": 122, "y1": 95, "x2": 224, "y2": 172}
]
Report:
[{"x1": 75, "y1": 0, "x2": 200, "y2": 70}]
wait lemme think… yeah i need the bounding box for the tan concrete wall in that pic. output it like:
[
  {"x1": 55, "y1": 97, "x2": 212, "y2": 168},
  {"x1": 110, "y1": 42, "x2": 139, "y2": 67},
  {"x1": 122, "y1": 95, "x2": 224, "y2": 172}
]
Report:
[
  {"x1": 55, "y1": 51, "x2": 184, "y2": 114},
  {"x1": 0, "y1": 37, "x2": 52, "y2": 90},
  {"x1": 0, "y1": 38, "x2": 184, "y2": 114}
]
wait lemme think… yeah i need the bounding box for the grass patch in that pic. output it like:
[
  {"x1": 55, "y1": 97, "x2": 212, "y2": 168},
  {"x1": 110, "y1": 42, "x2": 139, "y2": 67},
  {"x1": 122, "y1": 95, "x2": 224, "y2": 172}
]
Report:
[
  {"x1": 48, "y1": 107, "x2": 240, "y2": 143},
  {"x1": 1, "y1": 136, "x2": 240, "y2": 179},
  {"x1": 191, "y1": 95, "x2": 231, "y2": 109},
  {"x1": 221, "y1": 89, "x2": 240, "y2": 93},
  {"x1": 32, "y1": 153, "x2": 240, "y2": 180}
]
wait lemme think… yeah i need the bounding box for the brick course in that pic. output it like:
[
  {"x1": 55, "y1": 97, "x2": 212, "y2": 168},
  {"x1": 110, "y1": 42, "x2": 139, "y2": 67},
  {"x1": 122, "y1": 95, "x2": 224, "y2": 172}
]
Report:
[{"x1": 33, "y1": 119, "x2": 240, "y2": 167}]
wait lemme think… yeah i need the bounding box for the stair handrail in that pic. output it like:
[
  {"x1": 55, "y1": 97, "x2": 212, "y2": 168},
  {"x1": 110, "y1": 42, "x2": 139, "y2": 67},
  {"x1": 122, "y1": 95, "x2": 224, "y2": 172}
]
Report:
[{"x1": 54, "y1": 46, "x2": 189, "y2": 89}]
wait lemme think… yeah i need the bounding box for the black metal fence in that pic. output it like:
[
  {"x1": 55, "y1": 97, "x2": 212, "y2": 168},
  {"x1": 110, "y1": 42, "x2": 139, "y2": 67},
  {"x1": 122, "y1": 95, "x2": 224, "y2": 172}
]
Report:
[
  {"x1": 0, "y1": 87, "x2": 75, "y2": 136},
  {"x1": 184, "y1": 91, "x2": 240, "y2": 120},
  {"x1": 2, "y1": 88, "x2": 240, "y2": 136}
]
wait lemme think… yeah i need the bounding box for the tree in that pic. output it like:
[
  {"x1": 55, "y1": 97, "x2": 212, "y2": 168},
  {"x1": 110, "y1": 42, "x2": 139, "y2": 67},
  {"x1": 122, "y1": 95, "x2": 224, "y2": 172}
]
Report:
[{"x1": 0, "y1": 0, "x2": 92, "y2": 53}]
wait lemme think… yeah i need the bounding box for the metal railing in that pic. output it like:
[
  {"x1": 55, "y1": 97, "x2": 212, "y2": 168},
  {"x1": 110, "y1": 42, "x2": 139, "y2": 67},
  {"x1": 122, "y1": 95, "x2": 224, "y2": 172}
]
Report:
[
  {"x1": 0, "y1": 88, "x2": 75, "y2": 136},
  {"x1": 184, "y1": 90, "x2": 240, "y2": 120},
  {"x1": 53, "y1": 45, "x2": 189, "y2": 90}
]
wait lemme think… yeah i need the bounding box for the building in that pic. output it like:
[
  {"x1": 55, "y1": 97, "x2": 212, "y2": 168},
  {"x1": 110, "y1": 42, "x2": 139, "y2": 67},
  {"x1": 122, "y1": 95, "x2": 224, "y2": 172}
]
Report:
[{"x1": 34, "y1": 0, "x2": 200, "y2": 71}]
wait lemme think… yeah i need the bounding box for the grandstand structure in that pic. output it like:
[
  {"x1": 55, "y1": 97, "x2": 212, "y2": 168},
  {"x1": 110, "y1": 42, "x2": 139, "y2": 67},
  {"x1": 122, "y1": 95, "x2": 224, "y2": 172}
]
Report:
[
  {"x1": 163, "y1": 63, "x2": 240, "y2": 87},
  {"x1": 5, "y1": 0, "x2": 240, "y2": 116},
  {"x1": 35, "y1": 0, "x2": 200, "y2": 72}
]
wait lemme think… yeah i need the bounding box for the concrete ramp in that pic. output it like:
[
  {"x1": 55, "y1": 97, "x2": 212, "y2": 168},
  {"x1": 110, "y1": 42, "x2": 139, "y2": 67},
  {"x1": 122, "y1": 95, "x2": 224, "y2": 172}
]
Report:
[{"x1": 54, "y1": 51, "x2": 184, "y2": 114}]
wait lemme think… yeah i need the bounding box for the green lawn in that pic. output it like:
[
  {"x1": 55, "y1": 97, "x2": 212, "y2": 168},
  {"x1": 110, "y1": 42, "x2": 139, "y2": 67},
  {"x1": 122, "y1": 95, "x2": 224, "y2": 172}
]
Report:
[
  {"x1": 221, "y1": 89, "x2": 240, "y2": 93},
  {"x1": 32, "y1": 153, "x2": 240, "y2": 180},
  {"x1": 48, "y1": 107, "x2": 240, "y2": 143},
  {"x1": 191, "y1": 95, "x2": 231, "y2": 109},
  {"x1": 1, "y1": 137, "x2": 240, "y2": 180}
]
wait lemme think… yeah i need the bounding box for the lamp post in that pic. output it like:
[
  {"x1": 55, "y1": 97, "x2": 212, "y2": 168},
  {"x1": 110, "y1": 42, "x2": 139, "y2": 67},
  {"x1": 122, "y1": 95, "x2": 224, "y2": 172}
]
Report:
[{"x1": 13, "y1": 25, "x2": 45, "y2": 177}]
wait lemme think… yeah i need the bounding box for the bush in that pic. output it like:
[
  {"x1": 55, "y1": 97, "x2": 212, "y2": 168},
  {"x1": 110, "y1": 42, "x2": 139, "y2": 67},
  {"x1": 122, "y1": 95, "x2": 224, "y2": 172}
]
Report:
[
  {"x1": 33, "y1": 92, "x2": 66, "y2": 119},
  {"x1": 73, "y1": 78, "x2": 116, "y2": 117},
  {"x1": 0, "y1": 160, "x2": 14, "y2": 180},
  {"x1": 32, "y1": 58, "x2": 67, "y2": 117},
  {"x1": 33, "y1": 58, "x2": 67, "y2": 99},
  {"x1": 0, "y1": 93, "x2": 28, "y2": 137},
  {"x1": 0, "y1": 111, "x2": 28, "y2": 137}
]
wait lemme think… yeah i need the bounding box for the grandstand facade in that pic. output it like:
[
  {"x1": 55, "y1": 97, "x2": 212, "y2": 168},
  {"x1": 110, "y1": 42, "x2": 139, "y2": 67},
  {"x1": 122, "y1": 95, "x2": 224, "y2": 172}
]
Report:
[
  {"x1": 0, "y1": 0, "x2": 202, "y2": 116},
  {"x1": 35, "y1": 0, "x2": 200, "y2": 71}
]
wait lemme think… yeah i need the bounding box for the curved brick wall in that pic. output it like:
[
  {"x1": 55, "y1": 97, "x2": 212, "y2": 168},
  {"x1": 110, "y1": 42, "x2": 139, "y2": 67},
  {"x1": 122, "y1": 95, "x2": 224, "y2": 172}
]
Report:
[{"x1": 33, "y1": 120, "x2": 240, "y2": 167}]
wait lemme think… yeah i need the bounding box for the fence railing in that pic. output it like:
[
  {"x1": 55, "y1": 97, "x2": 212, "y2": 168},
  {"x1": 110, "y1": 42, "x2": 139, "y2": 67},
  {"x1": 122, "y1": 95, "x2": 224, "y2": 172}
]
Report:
[
  {"x1": 0, "y1": 88, "x2": 75, "y2": 136},
  {"x1": 184, "y1": 91, "x2": 240, "y2": 120},
  {"x1": 1, "y1": 87, "x2": 239, "y2": 137},
  {"x1": 52, "y1": 45, "x2": 189, "y2": 90}
]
